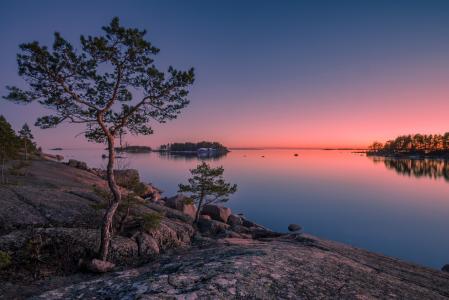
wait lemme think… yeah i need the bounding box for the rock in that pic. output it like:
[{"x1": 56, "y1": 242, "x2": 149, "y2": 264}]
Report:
[
  {"x1": 231, "y1": 225, "x2": 252, "y2": 234},
  {"x1": 165, "y1": 195, "x2": 197, "y2": 219},
  {"x1": 142, "y1": 183, "x2": 162, "y2": 201},
  {"x1": 135, "y1": 232, "x2": 160, "y2": 257},
  {"x1": 84, "y1": 259, "x2": 115, "y2": 273},
  {"x1": 442, "y1": 264, "x2": 449, "y2": 272},
  {"x1": 199, "y1": 214, "x2": 212, "y2": 221},
  {"x1": 288, "y1": 224, "x2": 302, "y2": 232},
  {"x1": 201, "y1": 204, "x2": 231, "y2": 223},
  {"x1": 252, "y1": 228, "x2": 284, "y2": 239},
  {"x1": 0, "y1": 160, "x2": 195, "y2": 282},
  {"x1": 43, "y1": 153, "x2": 64, "y2": 161},
  {"x1": 197, "y1": 218, "x2": 230, "y2": 235},
  {"x1": 227, "y1": 214, "x2": 243, "y2": 226},
  {"x1": 241, "y1": 217, "x2": 257, "y2": 228},
  {"x1": 35, "y1": 235, "x2": 449, "y2": 299},
  {"x1": 67, "y1": 159, "x2": 88, "y2": 170}
]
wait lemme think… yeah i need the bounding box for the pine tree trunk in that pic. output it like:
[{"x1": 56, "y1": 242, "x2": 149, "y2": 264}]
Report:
[
  {"x1": 194, "y1": 195, "x2": 204, "y2": 224},
  {"x1": 98, "y1": 132, "x2": 121, "y2": 261},
  {"x1": 24, "y1": 140, "x2": 28, "y2": 161}
]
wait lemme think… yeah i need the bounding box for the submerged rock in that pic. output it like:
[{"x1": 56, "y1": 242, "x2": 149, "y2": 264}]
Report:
[
  {"x1": 442, "y1": 264, "x2": 449, "y2": 273},
  {"x1": 288, "y1": 224, "x2": 301, "y2": 232}
]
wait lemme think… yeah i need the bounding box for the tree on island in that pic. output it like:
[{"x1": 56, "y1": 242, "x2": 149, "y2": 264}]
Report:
[
  {"x1": 0, "y1": 116, "x2": 19, "y2": 184},
  {"x1": 178, "y1": 161, "x2": 237, "y2": 223},
  {"x1": 3, "y1": 17, "x2": 195, "y2": 261},
  {"x1": 18, "y1": 123, "x2": 34, "y2": 160},
  {"x1": 369, "y1": 133, "x2": 449, "y2": 154}
]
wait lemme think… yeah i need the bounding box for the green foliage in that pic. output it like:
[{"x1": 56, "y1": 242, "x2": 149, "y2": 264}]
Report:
[
  {"x1": 3, "y1": 17, "x2": 195, "y2": 144},
  {"x1": 140, "y1": 212, "x2": 163, "y2": 231},
  {"x1": 92, "y1": 185, "x2": 113, "y2": 201},
  {"x1": 0, "y1": 250, "x2": 12, "y2": 270},
  {"x1": 0, "y1": 115, "x2": 20, "y2": 160},
  {"x1": 178, "y1": 161, "x2": 237, "y2": 209}
]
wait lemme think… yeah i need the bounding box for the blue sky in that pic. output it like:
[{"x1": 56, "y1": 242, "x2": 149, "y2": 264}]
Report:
[{"x1": 1, "y1": 0, "x2": 449, "y2": 148}]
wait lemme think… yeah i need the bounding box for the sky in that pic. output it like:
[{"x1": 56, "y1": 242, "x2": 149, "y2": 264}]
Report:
[{"x1": 1, "y1": 0, "x2": 449, "y2": 149}]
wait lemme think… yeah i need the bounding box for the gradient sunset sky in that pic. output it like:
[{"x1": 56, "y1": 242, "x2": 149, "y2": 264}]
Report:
[{"x1": 1, "y1": 0, "x2": 449, "y2": 149}]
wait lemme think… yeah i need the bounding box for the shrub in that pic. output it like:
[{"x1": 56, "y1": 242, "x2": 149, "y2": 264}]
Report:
[
  {"x1": 0, "y1": 250, "x2": 12, "y2": 269},
  {"x1": 140, "y1": 212, "x2": 163, "y2": 231}
]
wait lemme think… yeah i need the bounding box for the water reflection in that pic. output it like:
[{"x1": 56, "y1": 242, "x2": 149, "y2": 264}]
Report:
[
  {"x1": 370, "y1": 156, "x2": 449, "y2": 181},
  {"x1": 157, "y1": 151, "x2": 227, "y2": 161}
]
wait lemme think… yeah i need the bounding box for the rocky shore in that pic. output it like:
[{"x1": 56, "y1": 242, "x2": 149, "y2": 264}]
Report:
[{"x1": 1, "y1": 158, "x2": 449, "y2": 299}]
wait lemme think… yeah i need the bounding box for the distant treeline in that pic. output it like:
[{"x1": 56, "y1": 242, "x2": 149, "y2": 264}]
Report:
[
  {"x1": 115, "y1": 145, "x2": 152, "y2": 153},
  {"x1": 159, "y1": 141, "x2": 229, "y2": 153},
  {"x1": 368, "y1": 133, "x2": 449, "y2": 155}
]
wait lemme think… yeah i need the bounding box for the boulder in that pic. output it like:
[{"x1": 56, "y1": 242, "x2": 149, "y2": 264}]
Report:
[
  {"x1": 84, "y1": 259, "x2": 115, "y2": 273},
  {"x1": 201, "y1": 204, "x2": 231, "y2": 223},
  {"x1": 142, "y1": 183, "x2": 162, "y2": 201},
  {"x1": 135, "y1": 232, "x2": 160, "y2": 257},
  {"x1": 165, "y1": 195, "x2": 197, "y2": 219},
  {"x1": 67, "y1": 159, "x2": 88, "y2": 170},
  {"x1": 199, "y1": 215, "x2": 212, "y2": 221},
  {"x1": 442, "y1": 264, "x2": 449, "y2": 273},
  {"x1": 197, "y1": 218, "x2": 230, "y2": 235},
  {"x1": 288, "y1": 224, "x2": 302, "y2": 232},
  {"x1": 227, "y1": 214, "x2": 243, "y2": 226}
]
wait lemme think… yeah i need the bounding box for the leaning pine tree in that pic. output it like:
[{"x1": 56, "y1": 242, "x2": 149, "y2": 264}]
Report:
[
  {"x1": 178, "y1": 161, "x2": 237, "y2": 223},
  {"x1": 3, "y1": 17, "x2": 195, "y2": 261}
]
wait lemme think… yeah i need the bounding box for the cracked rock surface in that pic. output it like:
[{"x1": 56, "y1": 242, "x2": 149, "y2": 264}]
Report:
[{"x1": 35, "y1": 236, "x2": 449, "y2": 299}]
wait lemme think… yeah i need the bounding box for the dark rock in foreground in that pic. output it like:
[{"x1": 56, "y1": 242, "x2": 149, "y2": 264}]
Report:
[{"x1": 33, "y1": 236, "x2": 449, "y2": 299}]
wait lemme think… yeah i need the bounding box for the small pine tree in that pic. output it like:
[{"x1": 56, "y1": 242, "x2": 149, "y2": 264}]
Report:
[
  {"x1": 0, "y1": 116, "x2": 19, "y2": 183},
  {"x1": 18, "y1": 123, "x2": 34, "y2": 160},
  {"x1": 178, "y1": 161, "x2": 237, "y2": 223}
]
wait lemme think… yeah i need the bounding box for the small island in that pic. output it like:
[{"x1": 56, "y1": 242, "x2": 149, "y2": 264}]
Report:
[
  {"x1": 367, "y1": 133, "x2": 449, "y2": 159},
  {"x1": 157, "y1": 141, "x2": 229, "y2": 158}
]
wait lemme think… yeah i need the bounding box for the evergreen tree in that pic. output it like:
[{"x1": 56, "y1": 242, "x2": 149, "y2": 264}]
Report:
[
  {"x1": 0, "y1": 116, "x2": 19, "y2": 183},
  {"x1": 3, "y1": 17, "x2": 195, "y2": 261},
  {"x1": 18, "y1": 123, "x2": 34, "y2": 160},
  {"x1": 179, "y1": 162, "x2": 237, "y2": 223}
]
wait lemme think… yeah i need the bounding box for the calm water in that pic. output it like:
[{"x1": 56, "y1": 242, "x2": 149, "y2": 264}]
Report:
[{"x1": 47, "y1": 148, "x2": 449, "y2": 269}]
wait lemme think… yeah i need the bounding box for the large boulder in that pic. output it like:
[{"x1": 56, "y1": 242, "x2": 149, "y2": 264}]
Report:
[
  {"x1": 201, "y1": 204, "x2": 231, "y2": 223},
  {"x1": 288, "y1": 224, "x2": 302, "y2": 232},
  {"x1": 197, "y1": 218, "x2": 230, "y2": 235},
  {"x1": 165, "y1": 195, "x2": 197, "y2": 219},
  {"x1": 81, "y1": 259, "x2": 115, "y2": 273},
  {"x1": 442, "y1": 264, "x2": 449, "y2": 273},
  {"x1": 227, "y1": 214, "x2": 243, "y2": 226},
  {"x1": 142, "y1": 183, "x2": 162, "y2": 201}
]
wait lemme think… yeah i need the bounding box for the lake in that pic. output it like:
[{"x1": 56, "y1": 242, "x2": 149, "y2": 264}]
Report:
[{"x1": 47, "y1": 148, "x2": 449, "y2": 269}]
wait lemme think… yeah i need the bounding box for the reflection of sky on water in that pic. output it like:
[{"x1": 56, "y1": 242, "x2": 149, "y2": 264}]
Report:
[{"x1": 47, "y1": 148, "x2": 449, "y2": 269}]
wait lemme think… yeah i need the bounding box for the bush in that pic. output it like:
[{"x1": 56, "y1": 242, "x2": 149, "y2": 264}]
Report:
[
  {"x1": 0, "y1": 251, "x2": 12, "y2": 270},
  {"x1": 140, "y1": 212, "x2": 163, "y2": 231}
]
